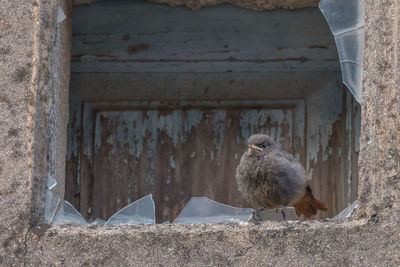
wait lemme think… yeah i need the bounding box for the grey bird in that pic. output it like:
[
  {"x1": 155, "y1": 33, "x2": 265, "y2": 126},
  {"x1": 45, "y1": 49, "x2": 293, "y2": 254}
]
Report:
[{"x1": 236, "y1": 134, "x2": 328, "y2": 219}]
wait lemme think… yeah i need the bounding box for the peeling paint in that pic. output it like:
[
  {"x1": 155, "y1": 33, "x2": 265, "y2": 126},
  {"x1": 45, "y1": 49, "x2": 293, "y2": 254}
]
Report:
[
  {"x1": 82, "y1": 104, "x2": 95, "y2": 161},
  {"x1": 345, "y1": 91, "x2": 353, "y2": 203},
  {"x1": 240, "y1": 109, "x2": 292, "y2": 147},
  {"x1": 93, "y1": 109, "x2": 211, "y2": 185},
  {"x1": 185, "y1": 110, "x2": 203, "y2": 133},
  {"x1": 202, "y1": 149, "x2": 207, "y2": 160},
  {"x1": 353, "y1": 102, "x2": 361, "y2": 152},
  {"x1": 75, "y1": 100, "x2": 312, "y2": 220},
  {"x1": 209, "y1": 110, "x2": 226, "y2": 158},
  {"x1": 95, "y1": 110, "x2": 204, "y2": 157},
  {"x1": 86, "y1": 107, "x2": 297, "y2": 167},
  {"x1": 93, "y1": 106, "x2": 300, "y2": 193},
  {"x1": 66, "y1": 97, "x2": 82, "y2": 160},
  {"x1": 306, "y1": 81, "x2": 343, "y2": 169},
  {"x1": 235, "y1": 136, "x2": 241, "y2": 144},
  {"x1": 169, "y1": 155, "x2": 176, "y2": 169}
]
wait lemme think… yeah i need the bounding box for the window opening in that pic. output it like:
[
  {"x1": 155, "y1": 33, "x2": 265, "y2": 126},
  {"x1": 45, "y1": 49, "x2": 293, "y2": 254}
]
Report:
[{"x1": 44, "y1": 0, "x2": 363, "y2": 225}]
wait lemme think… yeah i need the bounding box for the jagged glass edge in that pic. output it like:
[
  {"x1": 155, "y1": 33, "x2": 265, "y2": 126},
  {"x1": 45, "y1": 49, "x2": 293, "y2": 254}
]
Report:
[
  {"x1": 46, "y1": 175, "x2": 58, "y2": 190},
  {"x1": 43, "y1": 190, "x2": 61, "y2": 224},
  {"x1": 173, "y1": 197, "x2": 254, "y2": 224},
  {"x1": 319, "y1": 0, "x2": 364, "y2": 104},
  {"x1": 57, "y1": 4, "x2": 66, "y2": 24},
  {"x1": 52, "y1": 200, "x2": 89, "y2": 225},
  {"x1": 341, "y1": 61, "x2": 363, "y2": 103},
  {"x1": 332, "y1": 200, "x2": 358, "y2": 220},
  {"x1": 104, "y1": 193, "x2": 156, "y2": 226}
]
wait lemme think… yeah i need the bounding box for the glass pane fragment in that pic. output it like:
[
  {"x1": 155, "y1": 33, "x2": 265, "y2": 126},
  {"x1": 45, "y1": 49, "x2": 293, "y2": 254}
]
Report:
[
  {"x1": 173, "y1": 197, "x2": 253, "y2": 224},
  {"x1": 319, "y1": 0, "x2": 364, "y2": 35},
  {"x1": 46, "y1": 175, "x2": 57, "y2": 190},
  {"x1": 105, "y1": 194, "x2": 155, "y2": 226},
  {"x1": 43, "y1": 190, "x2": 60, "y2": 224},
  {"x1": 319, "y1": 0, "x2": 364, "y2": 103},
  {"x1": 52, "y1": 201, "x2": 88, "y2": 225},
  {"x1": 332, "y1": 200, "x2": 358, "y2": 220},
  {"x1": 57, "y1": 5, "x2": 66, "y2": 24}
]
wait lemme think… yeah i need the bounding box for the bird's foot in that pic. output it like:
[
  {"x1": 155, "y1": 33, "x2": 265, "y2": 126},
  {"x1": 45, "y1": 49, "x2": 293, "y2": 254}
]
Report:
[
  {"x1": 251, "y1": 210, "x2": 263, "y2": 224},
  {"x1": 275, "y1": 206, "x2": 288, "y2": 224}
]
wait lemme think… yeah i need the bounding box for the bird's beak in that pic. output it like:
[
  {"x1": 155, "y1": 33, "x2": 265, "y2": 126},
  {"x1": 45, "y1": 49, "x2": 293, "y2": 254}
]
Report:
[{"x1": 248, "y1": 144, "x2": 263, "y2": 151}]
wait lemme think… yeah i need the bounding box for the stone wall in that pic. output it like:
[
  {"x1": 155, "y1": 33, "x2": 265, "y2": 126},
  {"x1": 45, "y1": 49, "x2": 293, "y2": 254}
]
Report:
[
  {"x1": 0, "y1": 0, "x2": 399, "y2": 266},
  {"x1": 357, "y1": 0, "x2": 400, "y2": 221}
]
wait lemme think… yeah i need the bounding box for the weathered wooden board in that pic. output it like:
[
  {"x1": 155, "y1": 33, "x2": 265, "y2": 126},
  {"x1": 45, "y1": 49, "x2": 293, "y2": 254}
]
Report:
[
  {"x1": 308, "y1": 89, "x2": 360, "y2": 218},
  {"x1": 66, "y1": 100, "x2": 304, "y2": 221},
  {"x1": 69, "y1": 72, "x2": 341, "y2": 102},
  {"x1": 71, "y1": 1, "x2": 339, "y2": 73},
  {"x1": 65, "y1": 97, "x2": 82, "y2": 211},
  {"x1": 65, "y1": 92, "x2": 359, "y2": 221}
]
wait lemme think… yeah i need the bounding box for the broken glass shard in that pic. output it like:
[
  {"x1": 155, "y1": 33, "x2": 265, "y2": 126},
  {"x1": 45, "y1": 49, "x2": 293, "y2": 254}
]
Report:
[
  {"x1": 43, "y1": 189, "x2": 60, "y2": 224},
  {"x1": 319, "y1": 0, "x2": 364, "y2": 35},
  {"x1": 57, "y1": 5, "x2": 66, "y2": 24},
  {"x1": 319, "y1": 0, "x2": 365, "y2": 103},
  {"x1": 334, "y1": 29, "x2": 364, "y2": 63},
  {"x1": 332, "y1": 200, "x2": 358, "y2": 220},
  {"x1": 52, "y1": 201, "x2": 88, "y2": 225},
  {"x1": 46, "y1": 175, "x2": 57, "y2": 190},
  {"x1": 341, "y1": 62, "x2": 363, "y2": 102},
  {"x1": 105, "y1": 194, "x2": 155, "y2": 226},
  {"x1": 173, "y1": 197, "x2": 253, "y2": 224}
]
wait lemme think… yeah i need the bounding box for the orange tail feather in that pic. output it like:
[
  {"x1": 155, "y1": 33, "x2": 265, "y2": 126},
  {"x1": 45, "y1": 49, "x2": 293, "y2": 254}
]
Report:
[{"x1": 293, "y1": 186, "x2": 328, "y2": 218}]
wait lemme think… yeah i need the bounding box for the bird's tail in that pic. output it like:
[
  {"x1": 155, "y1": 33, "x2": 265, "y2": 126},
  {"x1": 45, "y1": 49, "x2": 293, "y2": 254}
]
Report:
[{"x1": 293, "y1": 185, "x2": 328, "y2": 218}]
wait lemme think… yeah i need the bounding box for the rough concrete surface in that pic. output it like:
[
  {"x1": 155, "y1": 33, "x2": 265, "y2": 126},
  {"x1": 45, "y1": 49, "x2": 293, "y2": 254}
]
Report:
[
  {"x1": 0, "y1": 0, "x2": 38, "y2": 266},
  {"x1": 25, "y1": 218, "x2": 400, "y2": 266},
  {"x1": 357, "y1": 0, "x2": 400, "y2": 220},
  {"x1": 0, "y1": 0, "x2": 400, "y2": 266}
]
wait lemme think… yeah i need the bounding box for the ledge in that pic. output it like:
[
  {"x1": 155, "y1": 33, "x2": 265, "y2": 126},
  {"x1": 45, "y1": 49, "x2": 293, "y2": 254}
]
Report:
[{"x1": 26, "y1": 217, "x2": 400, "y2": 266}]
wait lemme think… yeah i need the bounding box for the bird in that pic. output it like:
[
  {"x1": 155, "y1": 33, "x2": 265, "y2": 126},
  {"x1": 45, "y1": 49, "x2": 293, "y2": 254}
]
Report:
[{"x1": 235, "y1": 134, "x2": 328, "y2": 220}]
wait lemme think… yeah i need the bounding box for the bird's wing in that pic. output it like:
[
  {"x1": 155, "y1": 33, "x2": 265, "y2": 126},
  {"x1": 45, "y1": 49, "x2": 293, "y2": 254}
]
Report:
[{"x1": 259, "y1": 153, "x2": 307, "y2": 206}]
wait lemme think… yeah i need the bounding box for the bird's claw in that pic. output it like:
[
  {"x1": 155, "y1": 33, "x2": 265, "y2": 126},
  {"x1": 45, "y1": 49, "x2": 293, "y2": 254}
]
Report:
[
  {"x1": 275, "y1": 206, "x2": 288, "y2": 222},
  {"x1": 251, "y1": 210, "x2": 262, "y2": 224}
]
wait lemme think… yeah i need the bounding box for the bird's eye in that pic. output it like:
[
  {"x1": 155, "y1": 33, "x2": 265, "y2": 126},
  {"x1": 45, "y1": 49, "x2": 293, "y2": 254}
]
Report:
[{"x1": 260, "y1": 143, "x2": 267, "y2": 148}]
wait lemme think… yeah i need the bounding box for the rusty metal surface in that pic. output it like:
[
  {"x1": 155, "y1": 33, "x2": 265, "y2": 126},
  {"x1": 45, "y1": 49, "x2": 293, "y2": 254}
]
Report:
[
  {"x1": 66, "y1": 90, "x2": 360, "y2": 221},
  {"x1": 65, "y1": 97, "x2": 82, "y2": 211},
  {"x1": 84, "y1": 102, "x2": 303, "y2": 222},
  {"x1": 308, "y1": 89, "x2": 361, "y2": 218}
]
